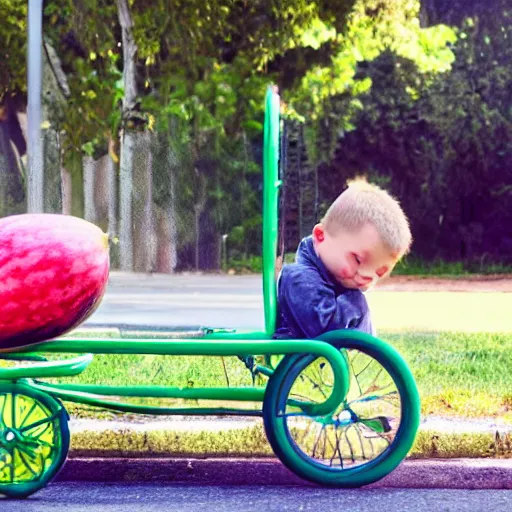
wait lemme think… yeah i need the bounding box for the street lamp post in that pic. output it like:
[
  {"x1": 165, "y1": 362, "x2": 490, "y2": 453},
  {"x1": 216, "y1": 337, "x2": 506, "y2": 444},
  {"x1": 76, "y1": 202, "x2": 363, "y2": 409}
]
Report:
[{"x1": 27, "y1": 0, "x2": 44, "y2": 213}]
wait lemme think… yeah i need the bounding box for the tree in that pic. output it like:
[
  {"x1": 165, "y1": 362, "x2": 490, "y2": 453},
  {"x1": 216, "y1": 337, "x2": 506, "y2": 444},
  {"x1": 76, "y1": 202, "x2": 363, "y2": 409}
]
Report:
[
  {"x1": 117, "y1": 0, "x2": 139, "y2": 271},
  {"x1": 0, "y1": 0, "x2": 27, "y2": 217},
  {"x1": 318, "y1": 3, "x2": 512, "y2": 263}
]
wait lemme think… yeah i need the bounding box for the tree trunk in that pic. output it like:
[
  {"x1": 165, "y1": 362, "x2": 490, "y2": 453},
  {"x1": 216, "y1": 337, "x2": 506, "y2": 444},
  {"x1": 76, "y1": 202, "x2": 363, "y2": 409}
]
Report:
[
  {"x1": 0, "y1": 115, "x2": 26, "y2": 217},
  {"x1": 155, "y1": 204, "x2": 178, "y2": 273},
  {"x1": 42, "y1": 129, "x2": 62, "y2": 213},
  {"x1": 154, "y1": 142, "x2": 178, "y2": 273},
  {"x1": 68, "y1": 152, "x2": 84, "y2": 219},
  {"x1": 61, "y1": 165, "x2": 72, "y2": 215},
  {"x1": 193, "y1": 169, "x2": 207, "y2": 271},
  {"x1": 168, "y1": 149, "x2": 178, "y2": 271},
  {"x1": 106, "y1": 139, "x2": 119, "y2": 267},
  {"x1": 133, "y1": 131, "x2": 155, "y2": 272},
  {"x1": 118, "y1": 130, "x2": 135, "y2": 270},
  {"x1": 83, "y1": 155, "x2": 97, "y2": 223},
  {"x1": 42, "y1": 40, "x2": 70, "y2": 214},
  {"x1": 117, "y1": 0, "x2": 139, "y2": 271},
  {"x1": 117, "y1": 0, "x2": 138, "y2": 113}
]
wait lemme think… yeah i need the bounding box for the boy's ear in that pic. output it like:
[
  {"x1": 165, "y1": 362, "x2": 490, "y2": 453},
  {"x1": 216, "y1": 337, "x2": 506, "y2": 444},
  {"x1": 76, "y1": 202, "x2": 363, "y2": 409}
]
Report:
[{"x1": 312, "y1": 223, "x2": 325, "y2": 243}]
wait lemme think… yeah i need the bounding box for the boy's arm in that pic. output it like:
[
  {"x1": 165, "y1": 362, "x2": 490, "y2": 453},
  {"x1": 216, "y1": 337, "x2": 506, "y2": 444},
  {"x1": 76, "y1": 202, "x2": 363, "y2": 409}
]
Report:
[{"x1": 278, "y1": 266, "x2": 374, "y2": 338}]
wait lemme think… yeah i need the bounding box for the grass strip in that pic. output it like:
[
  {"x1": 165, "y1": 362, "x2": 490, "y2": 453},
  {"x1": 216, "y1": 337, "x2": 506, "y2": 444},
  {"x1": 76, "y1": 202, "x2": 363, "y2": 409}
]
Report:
[{"x1": 69, "y1": 425, "x2": 512, "y2": 459}]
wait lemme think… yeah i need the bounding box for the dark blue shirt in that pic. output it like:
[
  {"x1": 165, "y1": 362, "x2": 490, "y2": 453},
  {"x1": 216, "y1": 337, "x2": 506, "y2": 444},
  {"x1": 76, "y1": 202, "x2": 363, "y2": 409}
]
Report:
[{"x1": 274, "y1": 236, "x2": 374, "y2": 339}]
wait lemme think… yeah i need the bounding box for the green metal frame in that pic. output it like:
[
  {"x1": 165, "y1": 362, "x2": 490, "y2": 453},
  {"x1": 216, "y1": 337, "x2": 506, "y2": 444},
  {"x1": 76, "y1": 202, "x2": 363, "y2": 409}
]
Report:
[
  {"x1": 0, "y1": 85, "x2": 422, "y2": 497},
  {"x1": 0, "y1": 86, "x2": 350, "y2": 419},
  {"x1": 0, "y1": 86, "x2": 419, "y2": 448},
  {"x1": 262, "y1": 86, "x2": 281, "y2": 336},
  {"x1": 4, "y1": 336, "x2": 349, "y2": 417}
]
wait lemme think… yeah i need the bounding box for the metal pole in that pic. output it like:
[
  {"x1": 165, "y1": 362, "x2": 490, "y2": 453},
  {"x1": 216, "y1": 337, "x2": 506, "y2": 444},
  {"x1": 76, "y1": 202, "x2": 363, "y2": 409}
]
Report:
[{"x1": 27, "y1": 0, "x2": 44, "y2": 213}]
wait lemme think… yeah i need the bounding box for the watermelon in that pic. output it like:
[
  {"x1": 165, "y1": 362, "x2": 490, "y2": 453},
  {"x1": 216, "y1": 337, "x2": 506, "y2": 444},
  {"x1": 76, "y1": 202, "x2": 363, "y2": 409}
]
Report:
[{"x1": 0, "y1": 214, "x2": 110, "y2": 351}]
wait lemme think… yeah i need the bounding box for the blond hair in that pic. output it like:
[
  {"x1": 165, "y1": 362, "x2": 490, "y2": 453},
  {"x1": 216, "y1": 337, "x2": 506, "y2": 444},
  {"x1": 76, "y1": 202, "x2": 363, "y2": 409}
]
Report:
[{"x1": 322, "y1": 179, "x2": 412, "y2": 256}]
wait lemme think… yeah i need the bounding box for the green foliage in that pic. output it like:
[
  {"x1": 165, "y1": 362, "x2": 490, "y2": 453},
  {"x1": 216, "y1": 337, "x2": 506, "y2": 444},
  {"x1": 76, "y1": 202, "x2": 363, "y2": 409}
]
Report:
[
  {"x1": 310, "y1": 1, "x2": 512, "y2": 264},
  {"x1": 2, "y1": 0, "x2": 509, "y2": 268},
  {"x1": 227, "y1": 255, "x2": 263, "y2": 274},
  {"x1": 0, "y1": 0, "x2": 27, "y2": 100},
  {"x1": 285, "y1": 0, "x2": 456, "y2": 122},
  {"x1": 41, "y1": 0, "x2": 122, "y2": 159}
]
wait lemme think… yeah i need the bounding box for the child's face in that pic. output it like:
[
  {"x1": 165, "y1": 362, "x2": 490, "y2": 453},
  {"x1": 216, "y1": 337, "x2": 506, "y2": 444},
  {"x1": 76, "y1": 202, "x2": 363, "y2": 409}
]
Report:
[{"x1": 312, "y1": 222, "x2": 399, "y2": 292}]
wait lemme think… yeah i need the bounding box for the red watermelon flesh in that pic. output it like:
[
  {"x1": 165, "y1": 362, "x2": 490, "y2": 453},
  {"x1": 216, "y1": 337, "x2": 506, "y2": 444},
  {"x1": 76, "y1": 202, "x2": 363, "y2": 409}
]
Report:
[{"x1": 0, "y1": 213, "x2": 110, "y2": 351}]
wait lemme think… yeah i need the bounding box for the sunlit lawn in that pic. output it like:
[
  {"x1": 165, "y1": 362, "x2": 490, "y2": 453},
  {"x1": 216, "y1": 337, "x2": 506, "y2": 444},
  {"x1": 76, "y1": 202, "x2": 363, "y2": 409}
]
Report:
[
  {"x1": 385, "y1": 331, "x2": 512, "y2": 421},
  {"x1": 51, "y1": 333, "x2": 512, "y2": 422},
  {"x1": 368, "y1": 291, "x2": 512, "y2": 333},
  {"x1": 36, "y1": 290, "x2": 512, "y2": 421}
]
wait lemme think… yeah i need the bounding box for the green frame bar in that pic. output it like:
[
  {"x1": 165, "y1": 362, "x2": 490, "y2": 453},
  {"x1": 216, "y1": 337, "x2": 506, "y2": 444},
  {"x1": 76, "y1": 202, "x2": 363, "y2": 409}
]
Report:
[
  {"x1": 28, "y1": 380, "x2": 264, "y2": 417},
  {"x1": 32, "y1": 382, "x2": 267, "y2": 401},
  {"x1": 6, "y1": 337, "x2": 349, "y2": 417},
  {"x1": 0, "y1": 354, "x2": 93, "y2": 379},
  {"x1": 262, "y1": 86, "x2": 281, "y2": 336}
]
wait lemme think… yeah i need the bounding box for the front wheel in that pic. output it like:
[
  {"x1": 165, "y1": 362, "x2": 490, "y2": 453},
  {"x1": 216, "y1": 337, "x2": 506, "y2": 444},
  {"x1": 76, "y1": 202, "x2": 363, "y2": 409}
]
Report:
[
  {"x1": 0, "y1": 382, "x2": 70, "y2": 498},
  {"x1": 263, "y1": 331, "x2": 420, "y2": 487}
]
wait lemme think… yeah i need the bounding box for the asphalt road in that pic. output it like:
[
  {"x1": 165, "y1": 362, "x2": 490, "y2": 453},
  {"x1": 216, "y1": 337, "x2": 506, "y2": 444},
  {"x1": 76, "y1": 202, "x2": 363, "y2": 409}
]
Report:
[
  {"x1": 84, "y1": 272, "x2": 512, "y2": 333},
  {"x1": 2, "y1": 482, "x2": 512, "y2": 512},
  {"x1": 86, "y1": 273, "x2": 265, "y2": 330}
]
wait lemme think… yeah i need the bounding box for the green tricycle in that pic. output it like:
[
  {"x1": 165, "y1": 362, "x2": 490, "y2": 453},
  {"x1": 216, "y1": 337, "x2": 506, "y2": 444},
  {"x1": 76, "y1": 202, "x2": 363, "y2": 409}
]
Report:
[{"x1": 0, "y1": 87, "x2": 420, "y2": 498}]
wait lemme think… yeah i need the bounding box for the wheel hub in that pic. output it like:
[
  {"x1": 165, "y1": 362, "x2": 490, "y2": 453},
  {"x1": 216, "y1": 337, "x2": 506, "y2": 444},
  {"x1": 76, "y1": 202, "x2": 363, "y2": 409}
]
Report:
[{"x1": 1, "y1": 428, "x2": 19, "y2": 448}]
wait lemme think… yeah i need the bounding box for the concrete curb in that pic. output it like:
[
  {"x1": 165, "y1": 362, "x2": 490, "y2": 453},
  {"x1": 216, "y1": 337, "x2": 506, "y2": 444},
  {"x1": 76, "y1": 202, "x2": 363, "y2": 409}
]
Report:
[{"x1": 56, "y1": 457, "x2": 512, "y2": 489}]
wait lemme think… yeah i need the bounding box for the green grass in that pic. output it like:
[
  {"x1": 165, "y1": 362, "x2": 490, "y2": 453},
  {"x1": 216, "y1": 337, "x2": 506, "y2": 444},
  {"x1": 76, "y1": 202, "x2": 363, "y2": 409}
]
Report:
[
  {"x1": 30, "y1": 330, "x2": 512, "y2": 422},
  {"x1": 69, "y1": 428, "x2": 512, "y2": 459},
  {"x1": 385, "y1": 331, "x2": 512, "y2": 421}
]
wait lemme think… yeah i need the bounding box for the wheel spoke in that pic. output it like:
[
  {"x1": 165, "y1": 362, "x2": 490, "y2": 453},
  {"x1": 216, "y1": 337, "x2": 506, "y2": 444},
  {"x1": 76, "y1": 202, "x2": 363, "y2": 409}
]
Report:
[
  {"x1": 333, "y1": 426, "x2": 344, "y2": 468},
  {"x1": 19, "y1": 410, "x2": 61, "y2": 434},
  {"x1": 26, "y1": 420, "x2": 53, "y2": 443},
  {"x1": 15, "y1": 448, "x2": 39, "y2": 478},
  {"x1": 19, "y1": 402, "x2": 39, "y2": 429},
  {"x1": 9, "y1": 445, "x2": 14, "y2": 483},
  {"x1": 344, "y1": 425, "x2": 356, "y2": 463},
  {"x1": 353, "y1": 424, "x2": 367, "y2": 461},
  {"x1": 0, "y1": 396, "x2": 7, "y2": 429},
  {"x1": 11, "y1": 393, "x2": 17, "y2": 429},
  {"x1": 311, "y1": 424, "x2": 325, "y2": 458}
]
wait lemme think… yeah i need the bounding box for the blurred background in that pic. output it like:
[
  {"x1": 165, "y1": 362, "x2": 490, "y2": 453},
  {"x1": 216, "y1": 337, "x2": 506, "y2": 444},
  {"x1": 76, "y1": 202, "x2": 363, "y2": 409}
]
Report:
[{"x1": 1, "y1": 0, "x2": 510, "y2": 275}]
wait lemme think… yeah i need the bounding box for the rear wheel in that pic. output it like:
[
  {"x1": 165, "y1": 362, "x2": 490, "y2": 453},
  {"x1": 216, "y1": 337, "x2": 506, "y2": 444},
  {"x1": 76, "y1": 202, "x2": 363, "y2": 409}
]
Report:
[
  {"x1": 263, "y1": 332, "x2": 420, "y2": 487},
  {"x1": 0, "y1": 382, "x2": 69, "y2": 498}
]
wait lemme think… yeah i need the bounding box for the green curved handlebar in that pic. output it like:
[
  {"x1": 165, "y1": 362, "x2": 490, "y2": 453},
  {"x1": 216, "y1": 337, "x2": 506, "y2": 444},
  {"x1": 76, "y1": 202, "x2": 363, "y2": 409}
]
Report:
[{"x1": 0, "y1": 353, "x2": 93, "y2": 380}]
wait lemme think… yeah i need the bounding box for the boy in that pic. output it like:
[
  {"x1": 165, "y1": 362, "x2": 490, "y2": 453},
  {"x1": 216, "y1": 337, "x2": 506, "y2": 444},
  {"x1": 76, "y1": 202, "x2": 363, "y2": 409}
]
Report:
[{"x1": 274, "y1": 180, "x2": 412, "y2": 339}]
